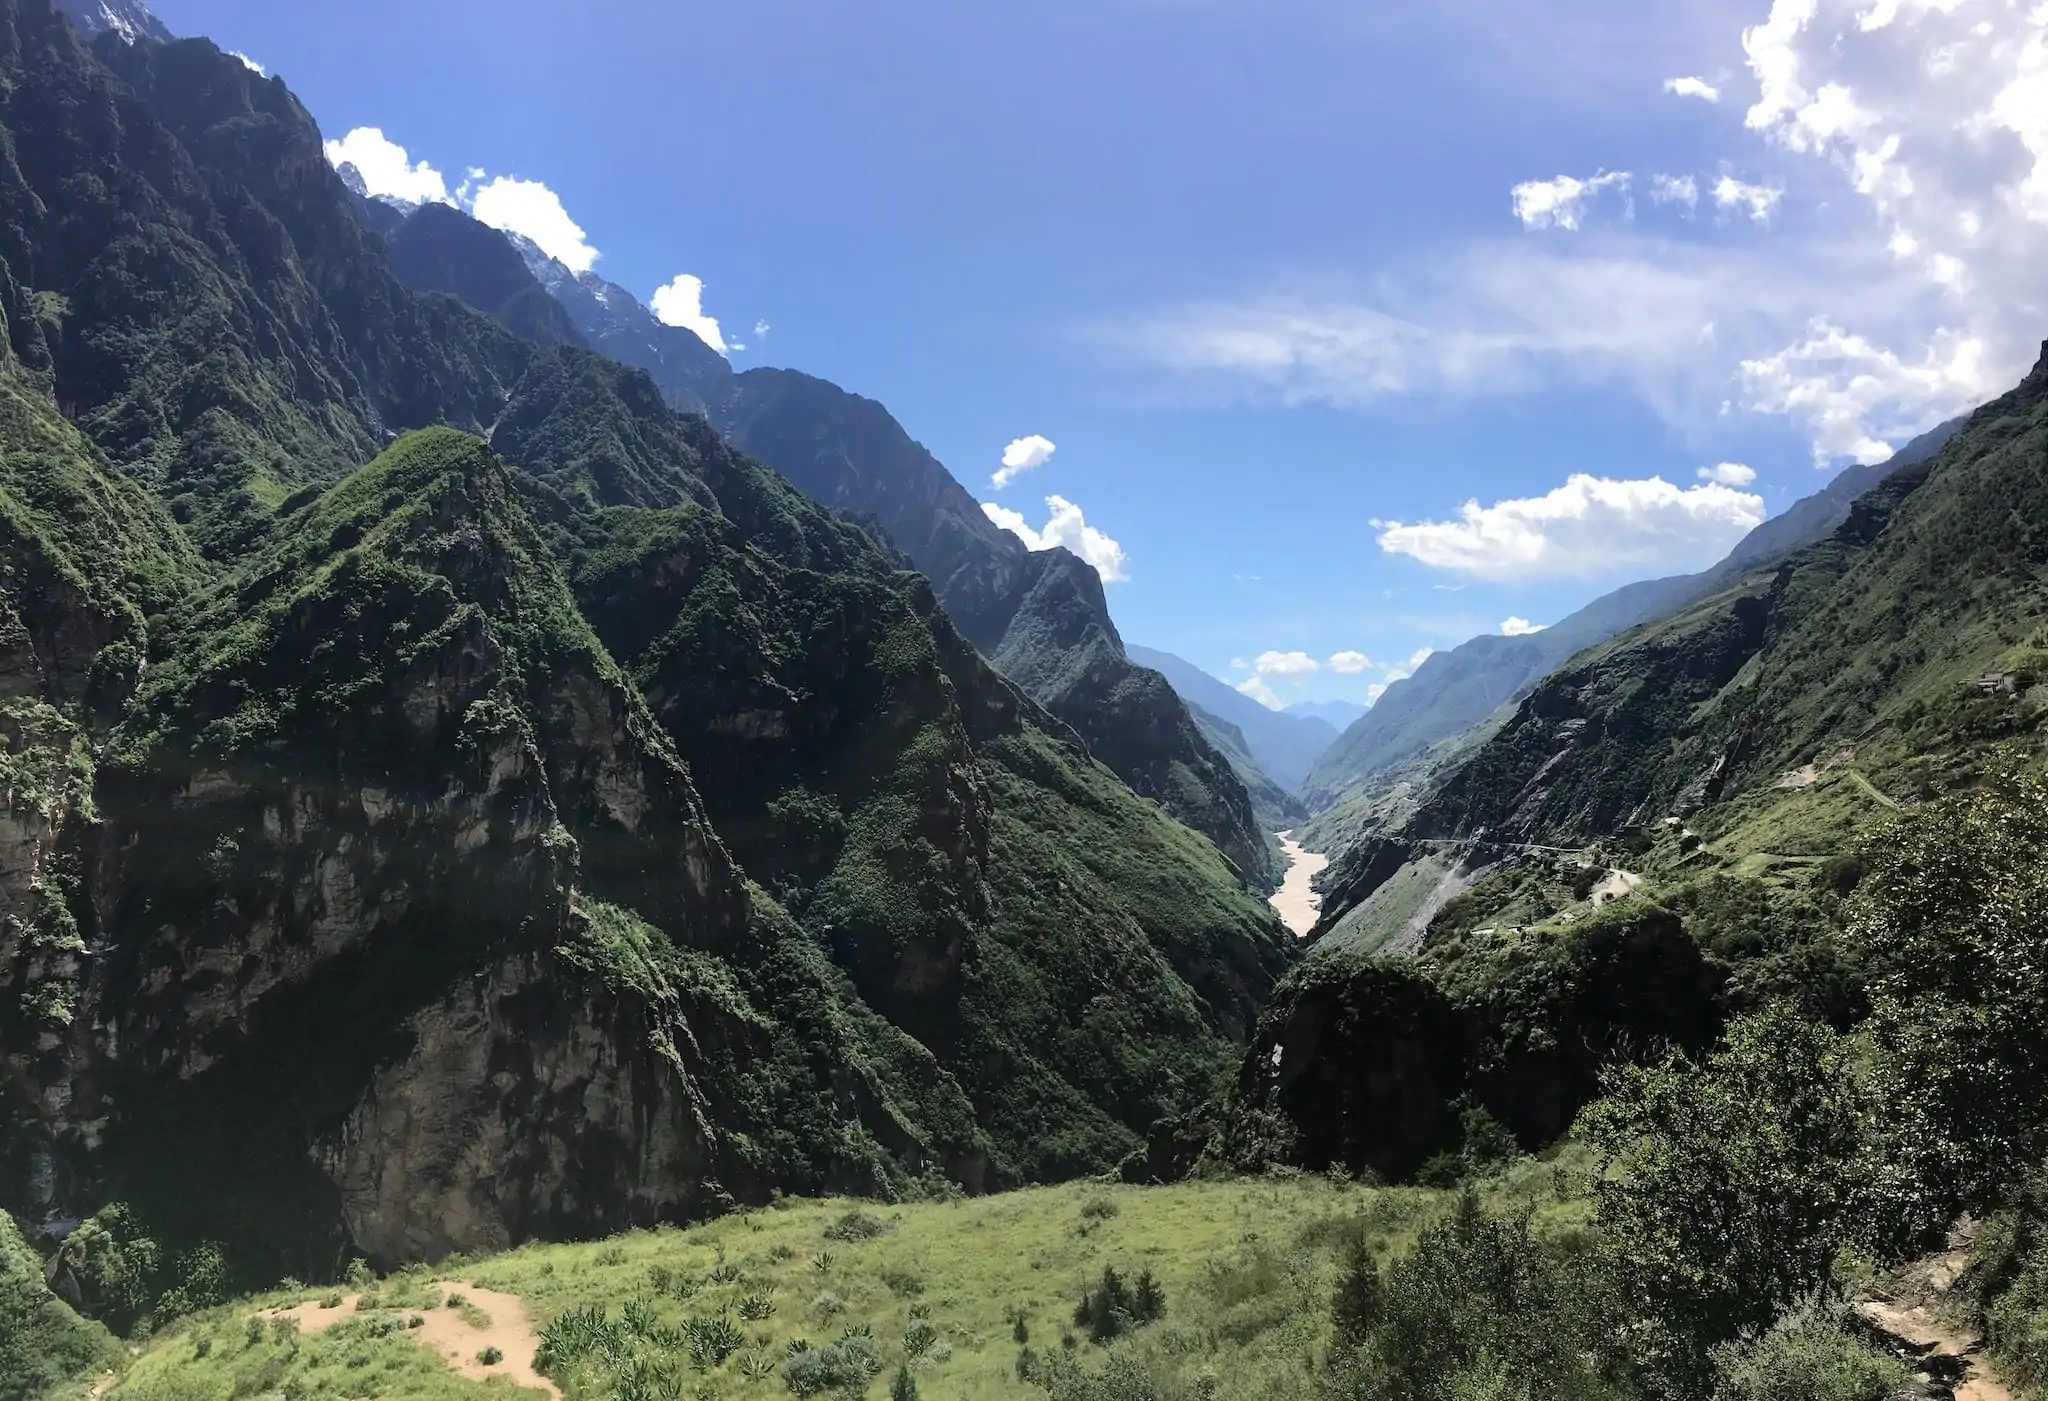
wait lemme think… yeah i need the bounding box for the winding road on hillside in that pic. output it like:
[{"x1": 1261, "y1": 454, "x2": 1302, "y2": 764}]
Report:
[{"x1": 1271, "y1": 831, "x2": 1330, "y2": 937}]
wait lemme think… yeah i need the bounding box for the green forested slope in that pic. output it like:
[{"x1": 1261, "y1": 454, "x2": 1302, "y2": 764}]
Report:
[{"x1": 0, "y1": 0, "x2": 1294, "y2": 1302}]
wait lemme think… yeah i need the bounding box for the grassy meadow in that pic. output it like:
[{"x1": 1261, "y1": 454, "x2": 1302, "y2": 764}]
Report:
[{"x1": 87, "y1": 1161, "x2": 1592, "y2": 1401}]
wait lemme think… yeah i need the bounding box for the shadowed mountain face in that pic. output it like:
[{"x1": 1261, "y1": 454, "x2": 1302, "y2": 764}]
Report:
[
  {"x1": 0, "y1": 0, "x2": 1295, "y2": 1278},
  {"x1": 1300, "y1": 417, "x2": 1967, "y2": 812},
  {"x1": 423, "y1": 231, "x2": 1276, "y2": 886}
]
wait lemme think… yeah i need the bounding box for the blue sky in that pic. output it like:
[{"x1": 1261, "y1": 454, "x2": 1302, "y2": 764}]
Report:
[{"x1": 159, "y1": 0, "x2": 2047, "y2": 709}]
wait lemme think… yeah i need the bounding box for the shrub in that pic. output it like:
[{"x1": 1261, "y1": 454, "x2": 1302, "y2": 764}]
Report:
[
  {"x1": 477, "y1": 1346, "x2": 505, "y2": 1366},
  {"x1": 780, "y1": 1334, "x2": 883, "y2": 1395},
  {"x1": 1080, "y1": 1196, "x2": 1121, "y2": 1222},
  {"x1": 1075, "y1": 1265, "x2": 1164, "y2": 1344},
  {"x1": 1586, "y1": 1008, "x2": 1879, "y2": 1380},
  {"x1": 905, "y1": 1321, "x2": 941, "y2": 1356},
  {"x1": 811, "y1": 1251, "x2": 835, "y2": 1274},
  {"x1": 738, "y1": 1291, "x2": 776, "y2": 1321},
  {"x1": 683, "y1": 1313, "x2": 748, "y2": 1369},
  {"x1": 892, "y1": 1365, "x2": 920, "y2": 1400},
  {"x1": 1710, "y1": 1293, "x2": 1905, "y2": 1401},
  {"x1": 880, "y1": 1267, "x2": 924, "y2": 1298},
  {"x1": 1324, "y1": 1193, "x2": 1630, "y2": 1401},
  {"x1": 823, "y1": 1211, "x2": 892, "y2": 1243}
]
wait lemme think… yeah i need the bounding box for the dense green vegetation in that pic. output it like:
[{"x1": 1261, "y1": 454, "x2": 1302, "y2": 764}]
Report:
[{"x1": 0, "y1": 0, "x2": 1293, "y2": 1341}]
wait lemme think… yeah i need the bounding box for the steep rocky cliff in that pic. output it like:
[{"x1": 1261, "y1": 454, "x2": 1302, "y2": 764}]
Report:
[{"x1": 0, "y1": 2, "x2": 1295, "y2": 1279}]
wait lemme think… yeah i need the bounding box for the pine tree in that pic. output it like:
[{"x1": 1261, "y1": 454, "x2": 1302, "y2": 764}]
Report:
[
  {"x1": 1330, "y1": 1233, "x2": 1383, "y2": 1363},
  {"x1": 1132, "y1": 1268, "x2": 1166, "y2": 1324}
]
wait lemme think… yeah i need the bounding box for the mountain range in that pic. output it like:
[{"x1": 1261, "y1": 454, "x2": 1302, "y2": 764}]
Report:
[
  {"x1": 0, "y1": 0, "x2": 1293, "y2": 1281},
  {"x1": 424, "y1": 220, "x2": 1276, "y2": 889},
  {"x1": 16, "y1": 6, "x2": 2048, "y2": 1396}
]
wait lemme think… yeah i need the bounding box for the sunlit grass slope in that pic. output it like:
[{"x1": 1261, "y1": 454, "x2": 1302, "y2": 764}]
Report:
[{"x1": 96, "y1": 1165, "x2": 1590, "y2": 1401}]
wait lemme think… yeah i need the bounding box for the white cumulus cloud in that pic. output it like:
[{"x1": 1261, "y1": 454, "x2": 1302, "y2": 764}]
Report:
[
  {"x1": 992, "y1": 434, "x2": 1058, "y2": 490},
  {"x1": 1099, "y1": 0, "x2": 2045, "y2": 466},
  {"x1": 1253, "y1": 651, "x2": 1321, "y2": 677},
  {"x1": 1236, "y1": 676, "x2": 1287, "y2": 710},
  {"x1": 1376, "y1": 474, "x2": 1766, "y2": 580},
  {"x1": 1731, "y1": 0, "x2": 2039, "y2": 455},
  {"x1": 469, "y1": 176, "x2": 600, "y2": 273},
  {"x1": 1742, "y1": 318, "x2": 1987, "y2": 463},
  {"x1": 1714, "y1": 174, "x2": 1784, "y2": 223},
  {"x1": 650, "y1": 275, "x2": 727, "y2": 353},
  {"x1": 1698, "y1": 462, "x2": 1759, "y2": 485},
  {"x1": 323, "y1": 128, "x2": 449, "y2": 205},
  {"x1": 1501, "y1": 617, "x2": 1550, "y2": 636},
  {"x1": 982, "y1": 497, "x2": 1130, "y2": 582},
  {"x1": 1511, "y1": 170, "x2": 1632, "y2": 230},
  {"x1": 1665, "y1": 75, "x2": 1723, "y2": 101},
  {"x1": 1329, "y1": 651, "x2": 1373, "y2": 674}
]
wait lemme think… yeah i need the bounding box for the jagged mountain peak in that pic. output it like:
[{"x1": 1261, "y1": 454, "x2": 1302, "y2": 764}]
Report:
[{"x1": 54, "y1": 0, "x2": 169, "y2": 43}]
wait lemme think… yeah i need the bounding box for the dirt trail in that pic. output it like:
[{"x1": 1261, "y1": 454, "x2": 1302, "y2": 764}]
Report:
[
  {"x1": 262, "y1": 1282, "x2": 558, "y2": 1399},
  {"x1": 1858, "y1": 1296, "x2": 2013, "y2": 1401},
  {"x1": 1857, "y1": 1225, "x2": 2014, "y2": 1401},
  {"x1": 1270, "y1": 831, "x2": 1330, "y2": 937}
]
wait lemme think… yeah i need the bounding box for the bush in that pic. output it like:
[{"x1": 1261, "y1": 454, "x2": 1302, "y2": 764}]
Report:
[
  {"x1": 1074, "y1": 1265, "x2": 1166, "y2": 1345},
  {"x1": 823, "y1": 1212, "x2": 891, "y2": 1243},
  {"x1": 683, "y1": 1313, "x2": 748, "y2": 1369},
  {"x1": 1710, "y1": 1293, "x2": 1905, "y2": 1401},
  {"x1": 1324, "y1": 1193, "x2": 1631, "y2": 1401},
  {"x1": 477, "y1": 1346, "x2": 505, "y2": 1366},
  {"x1": 780, "y1": 1334, "x2": 883, "y2": 1395},
  {"x1": 1586, "y1": 1008, "x2": 1881, "y2": 1383},
  {"x1": 880, "y1": 1267, "x2": 924, "y2": 1298}
]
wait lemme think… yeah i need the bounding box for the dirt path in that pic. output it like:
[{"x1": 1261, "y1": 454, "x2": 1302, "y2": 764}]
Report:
[
  {"x1": 1848, "y1": 769, "x2": 1903, "y2": 811},
  {"x1": 1857, "y1": 1225, "x2": 2014, "y2": 1401},
  {"x1": 1858, "y1": 1296, "x2": 2013, "y2": 1401},
  {"x1": 1270, "y1": 831, "x2": 1330, "y2": 937},
  {"x1": 262, "y1": 1282, "x2": 558, "y2": 1399}
]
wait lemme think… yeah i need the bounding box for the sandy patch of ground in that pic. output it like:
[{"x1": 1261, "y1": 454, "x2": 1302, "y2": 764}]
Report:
[
  {"x1": 261, "y1": 1282, "x2": 558, "y2": 1398},
  {"x1": 1270, "y1": 831, "x2": 1330, "y2": 937},
  {"x1": 1590, "y1": 869, "x2": 1643, "y2": 907}
]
